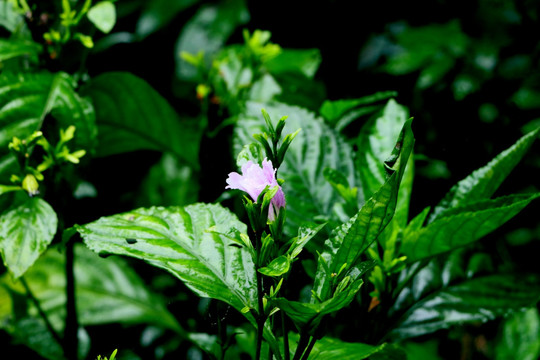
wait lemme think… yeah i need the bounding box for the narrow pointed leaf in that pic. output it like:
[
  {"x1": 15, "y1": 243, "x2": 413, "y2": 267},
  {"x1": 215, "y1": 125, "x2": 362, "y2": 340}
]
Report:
[
  {"x1": 429, "y1": 128, "x2": 539, "y2": 222},
  {"x1": 401, "y1": 193, "x2": 540, "y2": 263},
  {"x1": 313, "y1": 120, "x2": 414, "y2": 301},
  {"x1": 319, "y1": 91, "x2": 397, "y2": 124},
  {"x1": 0, "y1": 195, "x2": 57, "y2": 278},
  {"x1": 389, "y1": 274, "x2": 540, "y2": 340}
]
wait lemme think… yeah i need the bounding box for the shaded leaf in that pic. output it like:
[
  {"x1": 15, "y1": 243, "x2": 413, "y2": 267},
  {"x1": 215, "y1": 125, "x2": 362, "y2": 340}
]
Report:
[
  {"x1": 401, "y1": 193, "x2": 540, "y2": 263},
  {"x1": 389, "y1": 274, "x2": 540, "y2": 340},
  {"x1": 82, "y1": 72, "x2": 200, "y2": 167},
  {"x1": 265, "y1": 49, "x2": 321, "y2": 78},
  {"x1": 136, "y1": 0, "x2": 200, "y2": 39},
  {"x1": 495, "y1": 308, "x2": 540, "y2": 360},
  {"x1": 429, "y1": 128, "x2": 539, "y2": 222},
  {"x1": 0, "y1": 38, "x2": 41, "y2": 61},
  {"x1": 175, "y1": 0, "x2": 249, "y2": 81},
  {"x1": 319, "y1": 91, "x2": 397, "y2": 124},
  {"x1": 0, "y1": 195, "x2": 57, "y2": 278}
]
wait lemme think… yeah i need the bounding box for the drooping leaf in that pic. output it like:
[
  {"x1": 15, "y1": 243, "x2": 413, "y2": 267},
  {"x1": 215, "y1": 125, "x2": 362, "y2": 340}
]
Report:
[
  {"x1": 77, "y1": 203, "x2": 255, "y2": 313},
  {"x1": 389, "y1": 274, "x2": 540, "y2": 340},
  {"x1": 313, "y1": 120, "x2": 414, "y2": 301},
  {"x1": 82, "y1": 72, "x2": 200, "y2": 167},
  {"x1": 136, "y1": 0, "x2": 200, "y2": 39},
  {"x1": 87, "y1": 1, "x2": 116, "y2": 34},
  {"x1": 401, "y1": 193, "x2": 540, "y2": 263},
  {"x1": 0, "y1": 194, "x2": 57, "y2": 278},
  {"x1": 0, "y1": 0, "x2": 24, "y2": 32},
  {"x1": 0, "y1": 38, "x2": 41, "y2": 61},
  {"x1": 495, "y1": 308, "x2": 540, "y2": 360},
  {"x1": 77, "y1": 203, "x2": 282, "y2": 357},
  {"x1": 429, "y1": 128, "x2": 539, "y2": 222},
  {"x1": 234, "y1": 102, "x2": 357, "y2": 237},
  {"x1": 175, "y1": 0, "x2": 249, "y2": 81}
]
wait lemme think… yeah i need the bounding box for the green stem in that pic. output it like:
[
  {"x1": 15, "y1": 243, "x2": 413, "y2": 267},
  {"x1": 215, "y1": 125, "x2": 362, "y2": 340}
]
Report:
[
  {"x1": 64, "y1": 239, "x2": 78, "y2": 360},
  {"x1": 21, "y1": 276, "x2": 64, "y2": 349},
  {"x1": 282, "y1": 311, "x2": 290, "y2": 360},
  {"x1": 292, "y1": 333, "x2": 309, "y2": 360},
  {"x1": 255, "y1": 270, "x2": 264, "y2": 360},
  {"x1": 300, "y1": 337, "x2": 316, "y2": 360}
]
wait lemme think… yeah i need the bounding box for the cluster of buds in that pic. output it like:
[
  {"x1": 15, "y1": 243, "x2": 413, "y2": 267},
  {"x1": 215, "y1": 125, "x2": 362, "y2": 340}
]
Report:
[{"x1": 7, "y1": 126, "x2": 86, "y2": 196}]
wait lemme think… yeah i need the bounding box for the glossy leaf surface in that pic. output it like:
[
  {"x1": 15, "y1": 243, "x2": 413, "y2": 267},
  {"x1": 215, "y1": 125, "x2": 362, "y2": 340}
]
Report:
[{"x1": 0, "y1": 195, "x2": 57, "y2": 278}]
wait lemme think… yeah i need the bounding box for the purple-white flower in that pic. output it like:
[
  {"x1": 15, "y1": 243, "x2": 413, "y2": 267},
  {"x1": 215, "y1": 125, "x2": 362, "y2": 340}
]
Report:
[{"x1": 225, "y1": 158, "x2": 285, "y2": 220}]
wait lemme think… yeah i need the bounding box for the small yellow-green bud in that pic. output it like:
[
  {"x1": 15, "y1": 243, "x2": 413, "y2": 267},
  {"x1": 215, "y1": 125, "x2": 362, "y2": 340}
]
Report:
[{"x1": 22, "y1": 174, "x2": 39, "y2": 197}]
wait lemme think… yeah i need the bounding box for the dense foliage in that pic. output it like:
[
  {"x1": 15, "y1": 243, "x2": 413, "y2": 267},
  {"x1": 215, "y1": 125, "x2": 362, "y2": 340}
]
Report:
[{"x1": 1, "y1": 1, "x2": 539, "y2": 359}]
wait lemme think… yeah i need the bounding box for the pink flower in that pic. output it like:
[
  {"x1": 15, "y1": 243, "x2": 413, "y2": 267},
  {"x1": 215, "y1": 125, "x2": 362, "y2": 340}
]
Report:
[{"x1": 226, "y1": 158, "x2": 285, "y2": 220}]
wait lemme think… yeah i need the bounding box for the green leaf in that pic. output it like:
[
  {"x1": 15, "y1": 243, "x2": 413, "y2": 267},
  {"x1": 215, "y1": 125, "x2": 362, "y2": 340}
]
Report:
[
  {"x1": 82, "y1": 72, "x2": 200, "y2": 167},
  {"x1": 265, "y1": 49, "x2": 321, "y2": 78},
  {"x1": 175, "y1": 0, "x2": 249, "y2": 81},
  {"x1": 416, "y1": 55, "x2": 454, "y2": 89},
  {"x1": 0, "y1": 0, "x2": 24, "y2": 32},
  {"x1": 87, "y1": 1, "x2": 116, "y2": 33},
  {"x1": 496, "y1": 308, "x2": 540, "y2": 360},
  {"x1": 12, "y1": 244, "x2": 182, "y2": 332},
  {"x1": 429, "y1": 128, "x2": 539, "y2": 222},
  {"x1": 136, "y1": 0, "x2": 200, "y2": 39},
  {"x1": 300, "y1": 336, "x2": 390, "y2": 360},
  {"x1": 401, "y1": 193, "x2": 540, "y2": 263},
  {"x1": 77, "y1": 203, "x2": 256, "y2": 313},
  {"x1": 389, "y1": 274, "x2": 540, "y2": 340},
  {"x1": 319, "y1": 91, "x2": 397, "y2": 124},
  {"x1": 259, "y1": 255, "x2": 290, "y2": 277},
  {"x1": 313, "y1": 120, "x2": 414, "y2": 301},
  {"x1": 234, "y1": 102, "x2": 357, "y2": 237},
  {"x1": 0, "y1": 72, "x2": 96, "y2": 180},
  {"x1": 275, "y1": 278, "x2": 363, "y2": 333},
  {"x1": 0, "y1": 39, "x2": 41, "y2": 61},
  {"x1": 0, "y1": 195, "x2": 57, "y2": 278}
]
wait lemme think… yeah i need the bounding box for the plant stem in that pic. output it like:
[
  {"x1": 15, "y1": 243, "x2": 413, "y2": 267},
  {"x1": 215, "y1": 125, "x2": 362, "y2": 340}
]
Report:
[
  {"x1": 282, "y1": 311, "x2": 290, "y2": 360},
  {"x1": 64, "y1": 239, "x2": 78, "y2": 360},
  {"x1": 21, "y1": 276, "x2": 64, "y2": 349},
  {"x1": 292, "y1": 333, "x2": 309, "y2": 360},
  {"x1": 255, "y1": 270, "x2": 264, "y2": 360},
  {"x1": 300, "y1": 337, "x2": 316, "y2": 360}
]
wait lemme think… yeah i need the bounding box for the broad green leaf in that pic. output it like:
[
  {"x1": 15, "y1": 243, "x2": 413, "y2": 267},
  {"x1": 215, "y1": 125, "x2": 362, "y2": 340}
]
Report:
[
  {"x1": 0, "y1": 0, "x2": 24, "y2": 32},
  {"x1": 313, "y1": 120, "x2": 414, "y2": 301},
  {"x1": 87, "y1": 1, "x2": 116, "y2": 33},
  {"x1": 389, "y1": 274, "x2": 540, "y2": 340},
  {"x1": 0, "y1": 195, "x2": 57, "y2": 278},
  {"x1": 265, "y1": 49, "x2": 321, "y2": 78},
  {"x1": 248, "y1": 74, "x2": 282, "y2": 102},
  {"x1": 77, "y1": 203, "x2": 282, "y2": 357},
  {"x1": 82, "y1": 72, "x2": 200, "y2": 167},
  {"x1": 275, "y1": 278, "x2": 363, "y2": 333},
  {"x1": 429, "y1": 128, "x2": 539, "y2": 222},
  {"x1": 234, "y1": 102, "x2": 357, "y2": 237},
  {"x1": 175, "y1": 0, "x2": 249, "y2": 81},
  {"x1": 6, "y1": 244, "x2": 182, "y2": 332},
  {"x1": 299, "y1": 336, "x2": 391, "y2": 360},
  {"x1": 77, "y1": 203, "x2": 256, "y2": 313},
  {"x1": 319, "y1": 91, "x2": 397, "y2": 124},
  {"x1": 136, "y1": 0, "x2": 200, "y2": 38},
  {"x1": 0, "y1": 71, "x2": 97, "y2": 182},
  {"x1": 0, "y1": 38, "x2": 41, "y2": 61},
  {"x1": 401, "y1": 193, "x2": 540, "y2": 263},
  {"x1": 496, "y1": 308, "x2": 540, "y2": 360},
  {"x1": 258, "y1": 255, "x2": 290, "y2": 277}
]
